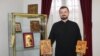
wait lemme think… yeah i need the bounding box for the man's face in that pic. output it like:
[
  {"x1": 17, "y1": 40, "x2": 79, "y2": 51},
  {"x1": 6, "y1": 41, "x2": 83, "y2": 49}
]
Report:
[{"x1": 59, "y1": 8, "x2": 69, "y2": 20}]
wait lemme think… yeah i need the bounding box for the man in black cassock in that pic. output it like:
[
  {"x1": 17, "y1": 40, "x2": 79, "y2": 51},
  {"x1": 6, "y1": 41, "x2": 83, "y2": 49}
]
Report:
[{"x1": 49, "y1": 6, "x2": 82, "y2": 56}]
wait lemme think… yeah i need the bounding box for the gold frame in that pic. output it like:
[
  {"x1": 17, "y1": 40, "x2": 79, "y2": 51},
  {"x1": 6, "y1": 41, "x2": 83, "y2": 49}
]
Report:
[{"x1": 9, "y1": 13, "x2": 47, "y2": 56}]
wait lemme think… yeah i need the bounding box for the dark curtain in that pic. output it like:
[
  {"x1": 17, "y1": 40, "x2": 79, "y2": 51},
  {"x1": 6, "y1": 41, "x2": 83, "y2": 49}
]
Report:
[
  {"x1": 41, "y1": 0, "x2": 52, "y2": 18},
  {"x1": 41, "y1": 0, "x2": 52, "y2": 40},
  {"x1": 80, "y1": 0, "x2": 92, "y2": 56}
]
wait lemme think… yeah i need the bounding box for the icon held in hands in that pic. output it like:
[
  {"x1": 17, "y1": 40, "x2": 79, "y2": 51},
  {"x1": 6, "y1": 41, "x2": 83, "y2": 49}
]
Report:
[
  {"x1": 76, "y1": 40, "x2": 87, "y2": 55},
  {"x1": 40, "y1": 39, "x2": 52, "y2": 56}
]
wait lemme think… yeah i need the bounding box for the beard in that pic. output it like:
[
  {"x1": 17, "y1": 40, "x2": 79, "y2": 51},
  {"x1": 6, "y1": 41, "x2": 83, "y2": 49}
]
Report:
[{"x1": 61, "y1": 16, "x2": 68, "y2": 20}]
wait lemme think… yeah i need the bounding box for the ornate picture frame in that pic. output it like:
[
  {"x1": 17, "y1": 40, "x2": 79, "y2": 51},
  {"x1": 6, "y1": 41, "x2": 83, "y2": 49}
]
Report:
[{"x1": 23, "y1": 32, "x2": 34, "y2": 48}]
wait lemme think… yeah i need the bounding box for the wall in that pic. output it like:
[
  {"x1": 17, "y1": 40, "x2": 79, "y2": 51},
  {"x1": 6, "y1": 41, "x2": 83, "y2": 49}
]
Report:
[
  {"x1": 92, "y1": 0, "x2": 100, "y2": 56},
  {"x1": 0, "y1": 0, "x2": 23, "y2": 56}
]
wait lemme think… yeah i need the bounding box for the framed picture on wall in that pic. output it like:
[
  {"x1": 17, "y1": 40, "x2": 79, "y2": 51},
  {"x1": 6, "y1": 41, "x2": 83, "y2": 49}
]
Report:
[
  {"x1": 30, "y1": 20, "x2": 40, "y2": 32},
  {"x1": 28, "y1": 4, "x2": 38, "y2": 14},
  {"x1": 23, "y1": 32, "x2": 34, "y2": 48},
  {"x1": 15, "y1": 22, "x2": 22, "y2": 32}
]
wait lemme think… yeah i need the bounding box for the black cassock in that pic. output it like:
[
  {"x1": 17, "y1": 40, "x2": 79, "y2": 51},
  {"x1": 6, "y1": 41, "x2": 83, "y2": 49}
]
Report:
[{"x1": 49, "y1": 20, "x2": 81, "y2": 56}]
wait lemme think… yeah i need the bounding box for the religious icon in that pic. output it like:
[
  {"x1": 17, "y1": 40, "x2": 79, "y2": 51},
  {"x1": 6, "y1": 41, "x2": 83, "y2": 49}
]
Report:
[
  {"x1": 40, "y1": 39, "x2": 52, "y2": 55},
  {"x1": 23, "y1": 32, "x2": 34, "y2": 48},
  {"x1": 76, "y1": 40, "x2": 87, "y2": 54},
  {"x1": 28, "y1": 4, "x2": 38, "y2": 14},
  {"x1": 15, "y1": 22, "x2": 21, "y2": 32},
  {"x1": 30, "y1": 21, "x2": 40, "y2": 32}
]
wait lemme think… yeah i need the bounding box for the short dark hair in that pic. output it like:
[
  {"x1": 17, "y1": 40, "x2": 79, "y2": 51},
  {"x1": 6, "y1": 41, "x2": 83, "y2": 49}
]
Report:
[{"x1": 59, "y1": 6, "x2": 69, "y2": 12}]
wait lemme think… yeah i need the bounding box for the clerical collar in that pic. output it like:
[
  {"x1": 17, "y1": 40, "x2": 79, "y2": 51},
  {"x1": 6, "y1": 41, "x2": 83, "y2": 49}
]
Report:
[{"x1": 61, "y1": 19, "x2": 69, "y2": 23}]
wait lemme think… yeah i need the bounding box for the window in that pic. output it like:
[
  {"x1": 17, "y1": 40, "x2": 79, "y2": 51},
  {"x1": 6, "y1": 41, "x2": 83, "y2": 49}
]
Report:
[
  {"x1": 50, "y1": 0, "x2": 82, "y2": 23},
  {"x1": 66, "y1": 0, "x2": 82, "y2": 23}
]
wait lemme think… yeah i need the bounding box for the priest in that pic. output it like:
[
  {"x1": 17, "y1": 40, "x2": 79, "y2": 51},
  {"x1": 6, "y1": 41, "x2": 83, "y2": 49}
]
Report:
[{"x1": 49, "y1": 6, "x2": 82, "y2": 56}]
